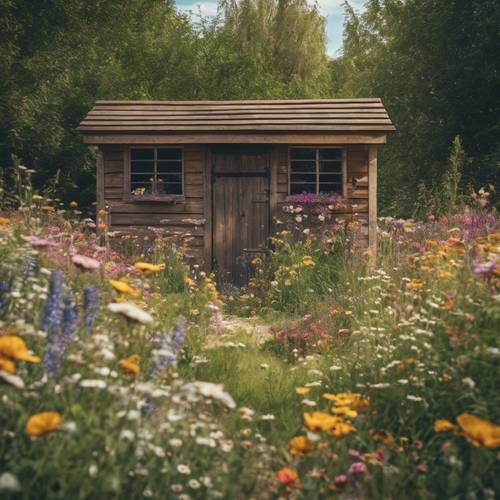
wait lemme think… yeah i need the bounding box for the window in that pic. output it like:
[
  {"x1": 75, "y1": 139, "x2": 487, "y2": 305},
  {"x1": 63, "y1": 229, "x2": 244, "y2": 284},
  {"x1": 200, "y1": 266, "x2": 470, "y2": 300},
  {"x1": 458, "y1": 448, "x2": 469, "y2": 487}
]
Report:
[
  {"x1": 289, "y1": 147, "x2": 343, "y2": 195},
  {"x1": 130, "y1": 147, "x2": 182, "y2": 197}
]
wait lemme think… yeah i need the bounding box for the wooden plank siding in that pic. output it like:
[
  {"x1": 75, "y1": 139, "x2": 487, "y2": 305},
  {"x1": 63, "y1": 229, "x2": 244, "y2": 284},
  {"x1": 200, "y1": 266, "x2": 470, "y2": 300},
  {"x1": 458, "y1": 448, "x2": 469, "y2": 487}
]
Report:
[{"x1": 102, "y1": 144, "x2": 208, "y2": 267}]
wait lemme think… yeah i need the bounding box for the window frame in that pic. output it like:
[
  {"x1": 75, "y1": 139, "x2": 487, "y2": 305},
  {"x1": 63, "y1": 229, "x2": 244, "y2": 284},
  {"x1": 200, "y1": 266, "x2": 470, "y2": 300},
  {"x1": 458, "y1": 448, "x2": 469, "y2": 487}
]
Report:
[
  {"x1": 288, "y1": 146, "x2": 347, "y2": 198},
  {"x1": 124, "y1": 145, "x2": 185, "y2": 202}
]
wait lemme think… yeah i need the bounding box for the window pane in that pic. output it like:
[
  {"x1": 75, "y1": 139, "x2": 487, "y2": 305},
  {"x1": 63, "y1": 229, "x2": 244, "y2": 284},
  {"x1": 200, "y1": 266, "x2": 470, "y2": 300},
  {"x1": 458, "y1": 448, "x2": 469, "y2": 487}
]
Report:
[
  {"x1": 290, "y1": 183, "x2": 316, "y2": 194},
  {"x1": 131, "y1": 148, "x2": 154, "y2": 161},
  {"x1": 319, "y1": 174, "x2": 342, "y2": 183},
  {"x1": 290, "y1": 148, "x2": 315, "y2": 160},
  {"x1": 290, "y1": 160, "x2": 315, "y2": 173},
  {"x1": 157, "y1": 161, "x2": 182, "y2": 174},
  {"x1": 291, "y1": 173, "x2": 316, "y2": 183},
  {"x1": 319, "y1": 149, "x2": 342, "y2": 161},
  {"x1": 158, "y1": 148, "x2": 182, "y2": 160},
  {"x1": 163, "y1": 183, "x2": 183, "y2": 195},
  {"x1": 319, "y1": 161, "x2": 341, "y2": 173},
  {"x1": 131, "y1": 161, "x2": 155, "y2": 174},
  {"x1": 131, "y1": 174, "x2": 154, "y2": 184},
  {"x1": 319, "y1": 183, "x2": 342, "y2": 194},
  {"x1": 157, "y1": 173, "x2": 182, "y2": 184}
]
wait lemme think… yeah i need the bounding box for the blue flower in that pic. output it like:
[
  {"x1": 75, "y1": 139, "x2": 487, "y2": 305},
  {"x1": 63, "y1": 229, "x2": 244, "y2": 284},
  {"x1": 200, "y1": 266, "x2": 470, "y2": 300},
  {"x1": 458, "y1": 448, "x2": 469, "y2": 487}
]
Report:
[
  {"x1": 150, "y1": 317, "x2": 186, "y2": 377},
  {"x1": 40, "y1": 271, "x2": 65, "y2": 334},
  {"x1": 0, "y1": 281, "x2": 11, "y2": 312},
  {"x1": 83, "y1": 287, "x2": 100, "y2": 330}
]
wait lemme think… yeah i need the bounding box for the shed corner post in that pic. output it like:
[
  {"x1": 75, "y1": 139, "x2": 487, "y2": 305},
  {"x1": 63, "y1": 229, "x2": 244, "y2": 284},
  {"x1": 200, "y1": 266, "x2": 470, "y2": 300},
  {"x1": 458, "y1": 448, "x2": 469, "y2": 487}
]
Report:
[
  {"x1": 203, "y1": 146, "x2": 213, "y2": 274},
  {"x1": 368, "y1": 144, "x2": 378, "y2": 263},
  {"x1": 270, "y1": 146, "x2": 279, "y2": 236}
]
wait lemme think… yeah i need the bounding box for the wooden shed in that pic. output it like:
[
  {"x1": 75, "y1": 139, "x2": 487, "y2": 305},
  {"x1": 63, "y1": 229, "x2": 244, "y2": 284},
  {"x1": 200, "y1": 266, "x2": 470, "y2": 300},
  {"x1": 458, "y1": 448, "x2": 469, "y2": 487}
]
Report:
[{"x1": 78, "y1": 99, "x2": 394, "y2": 283}]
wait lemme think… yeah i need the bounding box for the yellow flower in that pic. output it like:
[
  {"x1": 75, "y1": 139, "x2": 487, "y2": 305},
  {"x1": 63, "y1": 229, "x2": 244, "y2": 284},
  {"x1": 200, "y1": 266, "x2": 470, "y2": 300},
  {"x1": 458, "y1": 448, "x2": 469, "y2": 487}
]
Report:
[
  {"x1": 420, "y1": 265, "x2": 432, "y2": 273},
  {"x1": 456, "y1": 413, "x2": 500, "y2": 448},
  {"x1": 406, "y1": 280, "x2": 423, "y2": 290},
  {"x1": 438, "y1": 270, "x2": 452, "y2": 279},
  {"x1": 434, "y1": 419, "x2": 457, "y2": 433},
  {"x1": 0, "y1": 217, "x2": 10, "y2": 226},
  {"x1": 289, "y1": 435, "x2": 313, "y2": 456},
  {"x1": 69, "y1": 201, "x2": 78, "y2": 208},
  {"x1": 0, "y1": 356, "x2": 16, "y2": 373},
  {"x1": 330, "y1": 421, "x2": 356, "y2": 437},
  {"x1": 134, "y1": 262, "x2": 165, "y2": 273},
  {"x1": 322, "y1": 392, "x2": 369, "y2": 410},
  {"x1": 26, "y1": 412, "x2": 61, "y2": 437},
  {"x1": 0, "y1": 336, "x2": 40, "y2": 363},
  {"x1": 41, "y1": 205, "x2": 55, "y2": 213},
  {"x1": 119, "y1": 354, "x2": 140, "y2": 375},
  {"x1": 302, "y1": 256, "x2": 315, "y2": 267},
  {"x1": 109, "y1": 279, "x2": 140, "y2": 297},
  {"x1": 295, "y1": 387, "x2": 311, "y2": 395},
  {"x1": 369, "y1": 429, "x2": 394, "y2": 447},
  {"x1": 397, "y1": 357, "x2": 415, "y2": 372},
  {"x1": 98, "y1": 209, "x2": 107, "y2": 217},
  {"x1": 304, "y1": 412, "x2": 341, "y2": 433},
  {"x1": 331, "y1": 406, "x2": 358, "y2": 419}
]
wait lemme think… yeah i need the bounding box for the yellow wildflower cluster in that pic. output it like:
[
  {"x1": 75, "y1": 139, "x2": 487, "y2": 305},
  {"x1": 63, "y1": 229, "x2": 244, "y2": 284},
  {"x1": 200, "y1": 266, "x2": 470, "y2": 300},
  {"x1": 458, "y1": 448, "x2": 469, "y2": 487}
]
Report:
[
  {"x1": 434, "y1": 414, "x2": 500, "y2": 448},
  {"x1": 0, "y1": 335, "x2": 40, "y2": 373}
]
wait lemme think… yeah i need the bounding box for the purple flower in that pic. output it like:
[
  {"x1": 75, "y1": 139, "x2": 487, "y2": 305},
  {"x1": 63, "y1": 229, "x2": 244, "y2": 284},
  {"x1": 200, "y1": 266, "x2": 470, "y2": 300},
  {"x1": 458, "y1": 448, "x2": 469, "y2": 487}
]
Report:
[
  {"x1": 150, "y1": 318, "x2": 186, "y2": 377},
  {"x1": 40, "y1": 271, "x2": 65, "y2": 333},
  {"x1": 83, "y1": 287, "x2": 100, "y2": 330},
  {"x1": 348, "y1": 462, "x2": 367, "y2": 475},
  {"x1": 0, "y1": 281, "x2": 11, "y2": 312},
  {"x1": 472, "y1": 260, "x2": 496, "y2": 276}
]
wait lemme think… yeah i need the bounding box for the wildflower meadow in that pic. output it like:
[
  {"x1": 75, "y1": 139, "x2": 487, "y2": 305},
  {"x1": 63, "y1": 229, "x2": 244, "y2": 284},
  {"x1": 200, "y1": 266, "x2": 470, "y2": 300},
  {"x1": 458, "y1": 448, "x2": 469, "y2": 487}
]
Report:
[{"x1": 0, "y1": 165, "x2": 498, "y2": 499}]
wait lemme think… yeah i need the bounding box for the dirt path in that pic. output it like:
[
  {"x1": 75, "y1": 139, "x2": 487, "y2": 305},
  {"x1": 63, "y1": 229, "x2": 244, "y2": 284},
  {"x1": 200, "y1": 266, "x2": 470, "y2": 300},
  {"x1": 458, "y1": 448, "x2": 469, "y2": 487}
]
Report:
[{"x1": 205, "y1": 312, "x2": 274, "y2": 349}]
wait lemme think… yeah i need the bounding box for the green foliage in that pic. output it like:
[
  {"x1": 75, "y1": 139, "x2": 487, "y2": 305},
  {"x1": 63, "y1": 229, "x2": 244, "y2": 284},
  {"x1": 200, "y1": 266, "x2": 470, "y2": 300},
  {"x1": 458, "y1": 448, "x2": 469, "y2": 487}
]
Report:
[{"x1": 333, "y1": 0, "x2": 500, "y2": 216}]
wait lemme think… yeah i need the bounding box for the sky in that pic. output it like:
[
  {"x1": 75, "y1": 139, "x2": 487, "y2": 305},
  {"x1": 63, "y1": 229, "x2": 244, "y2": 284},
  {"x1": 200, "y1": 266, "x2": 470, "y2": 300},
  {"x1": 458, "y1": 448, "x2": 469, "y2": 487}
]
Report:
[{"x1": 175, "y1": 0, "x2": 366, "y2": 56}]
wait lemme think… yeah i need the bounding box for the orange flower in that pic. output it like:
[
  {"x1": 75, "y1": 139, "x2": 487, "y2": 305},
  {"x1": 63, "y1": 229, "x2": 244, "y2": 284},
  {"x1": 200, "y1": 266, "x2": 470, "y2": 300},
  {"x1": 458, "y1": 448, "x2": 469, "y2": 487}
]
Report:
[
  {"x1": 289, "y1": 436, "x2": 313, "y2": 456},
  {"x1": 434, "y1": 419, "x2": 457, "y2": 433},
  {"x1": 322, "y1": 392, "x2": 369, "y2": 410},
  {"x1": 69, "y1": 201, "x2": 78, "y2": 208},
  {"x1": 119, "y1": 354, "x2": 140, "y2": 375},
  {"x1": 0, "y1": 356, "x2": 16, "y2": 373},
  {"x1": 369, "y1": 429, "x2": 394, "y2": 447},
  {"x1": 0, "y1": 217, "x2": 10, "y2": 226},
  {"x1": 456, "y1": 413, "x2": 500, "y2": 448},
  {"x1": 26, "y1": 412, "x2": 61, "y2": 437},
  {"x1": 0, "y1": 336, "x2": 40, "y2": 363},
  {"x1": 295, "y1": 387, "x2": 311, "y2": 395},
  {"x1": 406, "y1": 280, "x2": 423, "y2": 290},
  {"x1": 276, "y1": 467, "x2": 300, "y2": 487}
]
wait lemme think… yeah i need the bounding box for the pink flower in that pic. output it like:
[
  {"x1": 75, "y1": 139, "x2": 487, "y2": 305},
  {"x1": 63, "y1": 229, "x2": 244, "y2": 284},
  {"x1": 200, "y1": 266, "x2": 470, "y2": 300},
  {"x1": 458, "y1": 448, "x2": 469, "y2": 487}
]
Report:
[
  {"x1": 348, "y1": 462, "x2": 367, "y2": 475},
  {"x1": 417, "y1": 463, "x2": 427, "y2": 473},
  {"x1": 72, "y1": 254, "x2": 100, "y2": 271},
  {"x1": 374, "y1": 448, "x2": 385, "y2": 462},
  {"x1": 414, "y1": 440, "x2": 423, "y2": 449},
  {"x1": 23, "y1": 235, "x2": 56, "y2": 248},
  {"x1": 348, "y1": 449, "x2": 363, "y2": 459},
  {"x1": 465, "y1": 313, "x2": 476, "y2": 322},
  {"x1": 334, "y1": 474, "x2": 348, "y2": 486}
]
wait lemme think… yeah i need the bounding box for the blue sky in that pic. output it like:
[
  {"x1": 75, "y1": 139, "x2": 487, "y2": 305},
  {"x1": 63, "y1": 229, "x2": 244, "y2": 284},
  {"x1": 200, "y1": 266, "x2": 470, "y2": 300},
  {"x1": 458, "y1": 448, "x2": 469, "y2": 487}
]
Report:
[{"x1": 175, "y1": 0, "x2": 366, "y2": 56}]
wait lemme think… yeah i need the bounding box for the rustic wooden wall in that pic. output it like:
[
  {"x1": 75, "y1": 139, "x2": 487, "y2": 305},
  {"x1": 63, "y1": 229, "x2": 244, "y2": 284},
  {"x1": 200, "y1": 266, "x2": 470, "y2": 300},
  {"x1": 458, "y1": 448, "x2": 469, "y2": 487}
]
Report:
[
  {"x1": 100, "y1": 144, "x2": 207, "y2": 264},
  {"x1": 98, "y1": 142, "x2": 374, "y2": 271},
  {"x1": 273, "y1": 144, "x2": 371, "y2": 244}
]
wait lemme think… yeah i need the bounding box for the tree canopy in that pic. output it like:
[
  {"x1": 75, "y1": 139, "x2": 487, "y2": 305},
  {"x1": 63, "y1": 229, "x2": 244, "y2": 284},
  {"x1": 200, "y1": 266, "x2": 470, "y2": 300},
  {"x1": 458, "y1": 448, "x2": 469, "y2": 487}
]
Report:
[{"x1": 0, "y1": 0, "x2": 498, "y2": 213}]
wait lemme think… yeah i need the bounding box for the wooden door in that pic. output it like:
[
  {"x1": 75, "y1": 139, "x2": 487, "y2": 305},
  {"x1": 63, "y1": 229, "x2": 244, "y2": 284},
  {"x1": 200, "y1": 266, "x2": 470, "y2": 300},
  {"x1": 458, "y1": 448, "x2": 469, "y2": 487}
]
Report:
[{"x1": 212, "y1": 151, "x2": 270, "y2": 285}]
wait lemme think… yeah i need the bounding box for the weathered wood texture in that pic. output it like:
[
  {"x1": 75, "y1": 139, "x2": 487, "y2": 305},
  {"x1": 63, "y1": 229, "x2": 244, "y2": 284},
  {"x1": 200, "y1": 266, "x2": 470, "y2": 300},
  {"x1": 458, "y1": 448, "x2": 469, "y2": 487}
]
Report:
[
  {"x1": 78, "y1": 99, "x2": 395, "y2": 134},
  {"x1": 212, "y1": 152, "x2": 270, "y2": 285},
  {"x1": 102, "y1": 145, "x2": 207, "y2": 264},
  {"x1": 275, "y1": 144, "x2": 371, "y2": 243}
]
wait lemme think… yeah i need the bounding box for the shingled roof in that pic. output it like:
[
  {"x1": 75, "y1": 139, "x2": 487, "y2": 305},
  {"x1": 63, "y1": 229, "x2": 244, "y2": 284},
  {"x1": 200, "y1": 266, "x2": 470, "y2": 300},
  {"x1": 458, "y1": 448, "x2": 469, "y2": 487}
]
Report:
[{"x1": 77, "y1": 98, "x2": 395, "y2": 134}]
